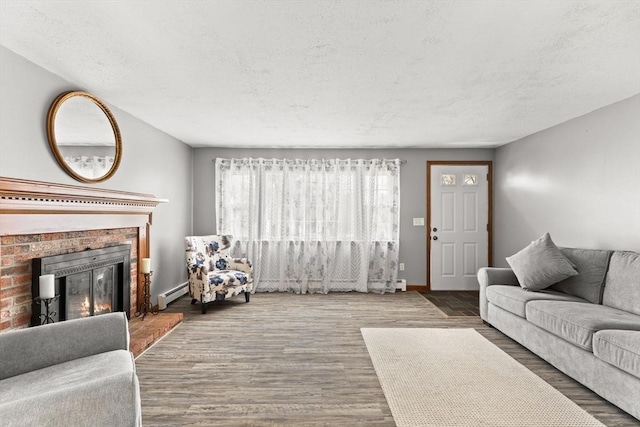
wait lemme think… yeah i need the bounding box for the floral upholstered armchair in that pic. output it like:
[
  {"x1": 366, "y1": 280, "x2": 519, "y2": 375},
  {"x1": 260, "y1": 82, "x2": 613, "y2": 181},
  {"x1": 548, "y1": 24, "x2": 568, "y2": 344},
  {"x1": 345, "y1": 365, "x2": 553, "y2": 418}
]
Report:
[{"x1": 185, "y1": 235, "x2": 253, "y2": 314}]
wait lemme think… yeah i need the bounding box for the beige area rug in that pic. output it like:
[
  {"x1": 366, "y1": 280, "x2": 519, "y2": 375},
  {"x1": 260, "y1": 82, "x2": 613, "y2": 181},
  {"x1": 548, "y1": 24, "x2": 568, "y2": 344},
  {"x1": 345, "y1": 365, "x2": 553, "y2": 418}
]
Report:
[{"x1": 361, "y1": 328, "x2": 605, "y2": 427}]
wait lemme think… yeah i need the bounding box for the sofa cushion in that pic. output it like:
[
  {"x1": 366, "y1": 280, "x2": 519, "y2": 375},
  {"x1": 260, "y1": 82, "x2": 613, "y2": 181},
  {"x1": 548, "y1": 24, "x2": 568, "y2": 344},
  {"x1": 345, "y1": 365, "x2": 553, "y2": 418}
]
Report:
[
  {"x1": 593, "y1": 330, "x2": 640, "y2": 378},
  {"x1": 486, "y1": 285, "x2": 588, "y2": 318},
  {"x1": 0, "y1": 349, "x2": 140, "y2": 426},
  {"x1": 602, "y1": 251, "x2": 640, "y2": 316},
  {"x1": 506, "y1": 233, "x2": 578, "y2": 291},
  {"x1": 526, "y1": 301, "x2": 640, "y2": 351},
  {"x1": 550, "y1": 248, "x2": 612, "y2": 304}
]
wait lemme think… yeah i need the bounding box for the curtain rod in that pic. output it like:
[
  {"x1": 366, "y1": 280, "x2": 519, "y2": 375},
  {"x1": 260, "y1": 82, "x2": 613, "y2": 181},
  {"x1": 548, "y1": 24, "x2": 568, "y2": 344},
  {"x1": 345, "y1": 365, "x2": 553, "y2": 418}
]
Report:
[{"x1": 212, "y1": 158, "x2": 407, "y2": 164}]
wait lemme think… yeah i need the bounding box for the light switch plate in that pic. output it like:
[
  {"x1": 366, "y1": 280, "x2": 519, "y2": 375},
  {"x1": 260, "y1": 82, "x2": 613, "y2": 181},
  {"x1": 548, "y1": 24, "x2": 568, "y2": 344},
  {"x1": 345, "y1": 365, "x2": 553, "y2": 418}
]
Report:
[
  {"x1": 399, "y1": 263, "x2": 405, "y2": 271},
  {"x1": 413, "y1": 217, "x2": 425, "y2": 226}
]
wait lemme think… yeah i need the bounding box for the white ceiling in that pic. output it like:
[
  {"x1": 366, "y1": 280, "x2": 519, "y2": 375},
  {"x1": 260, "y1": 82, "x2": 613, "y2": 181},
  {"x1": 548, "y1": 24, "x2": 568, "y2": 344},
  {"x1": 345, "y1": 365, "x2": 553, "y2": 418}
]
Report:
[{"x1": 1, "y1": 1, "x2": 639, "y2": 149}]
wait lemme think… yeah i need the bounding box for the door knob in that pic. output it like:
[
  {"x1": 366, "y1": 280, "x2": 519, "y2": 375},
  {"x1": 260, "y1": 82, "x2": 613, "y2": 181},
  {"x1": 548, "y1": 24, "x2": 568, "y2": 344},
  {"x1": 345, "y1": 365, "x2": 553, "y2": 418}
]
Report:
[
  {"x1": 433, "y1": 236, "x2": 438, "y2": 241},
  {"x1": 432, "y1": 227, "x2": 438, "y2": 232}
]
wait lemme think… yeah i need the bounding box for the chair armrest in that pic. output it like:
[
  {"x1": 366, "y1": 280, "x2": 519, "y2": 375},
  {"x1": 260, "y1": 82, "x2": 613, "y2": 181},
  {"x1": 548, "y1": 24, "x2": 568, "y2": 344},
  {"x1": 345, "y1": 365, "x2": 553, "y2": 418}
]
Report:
[
  {"x1": 227, "y1": 257, "x2": 253, "y2": 291},
  {"x1": 0, "y1": 312, "x2": 129, "y2": 380},
  {"x1": 187, "y1": 258, "x2": 210, "y2": 274},
  {"x1": 477, "y1": 267, "x2": 520, "y2": 321},
  {"x1": 227, "y1": 257, "x2": 253, "y2": 275},
  {"x1": 187, "y1": 265, "x2": 210, "y2": 299}
]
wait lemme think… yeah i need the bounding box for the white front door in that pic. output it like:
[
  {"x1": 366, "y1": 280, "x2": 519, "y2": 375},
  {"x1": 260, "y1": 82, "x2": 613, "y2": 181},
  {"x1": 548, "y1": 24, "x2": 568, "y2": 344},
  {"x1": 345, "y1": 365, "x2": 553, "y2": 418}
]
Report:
[{"x1": 430, "y1": 165, "x2": 489, "y2": 290}]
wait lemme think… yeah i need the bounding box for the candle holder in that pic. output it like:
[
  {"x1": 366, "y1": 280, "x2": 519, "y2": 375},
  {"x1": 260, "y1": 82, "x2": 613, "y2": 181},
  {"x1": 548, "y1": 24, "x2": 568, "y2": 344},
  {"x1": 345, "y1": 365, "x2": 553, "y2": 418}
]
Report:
[
  {"x1": 135, "y1": 271, "x2": 158, "y2": 320},
  {"x1": 35, "y1": 295, "x2": 59, "y2": 325}
]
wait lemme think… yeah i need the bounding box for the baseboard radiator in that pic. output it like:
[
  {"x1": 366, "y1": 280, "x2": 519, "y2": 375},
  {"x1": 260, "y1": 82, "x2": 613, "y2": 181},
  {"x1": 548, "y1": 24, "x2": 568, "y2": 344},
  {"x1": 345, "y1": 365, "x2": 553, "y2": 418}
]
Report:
[
  {"x1": 396, "y1": 279, "x2": 407, "y2": 291},
  {"x1": 157, "y1": 282, "x2": 189, "y2": 310}
]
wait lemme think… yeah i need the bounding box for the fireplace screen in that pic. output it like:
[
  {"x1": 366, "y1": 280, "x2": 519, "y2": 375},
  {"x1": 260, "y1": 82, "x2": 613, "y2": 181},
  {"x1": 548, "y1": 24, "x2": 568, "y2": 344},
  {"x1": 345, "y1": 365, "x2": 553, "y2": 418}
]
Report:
[
  {"x1": 31, "y1": 244, "x2": 131, "y2": 325},
  {"x1": 66, "y1": 271, "x2": 91, "y2": 319},
  {"x1": 93, "y1": 266, "x2": 115, "y2": 316},
  {"x1": 65, "y1": 265, "x2": 115, "y2": 320}
]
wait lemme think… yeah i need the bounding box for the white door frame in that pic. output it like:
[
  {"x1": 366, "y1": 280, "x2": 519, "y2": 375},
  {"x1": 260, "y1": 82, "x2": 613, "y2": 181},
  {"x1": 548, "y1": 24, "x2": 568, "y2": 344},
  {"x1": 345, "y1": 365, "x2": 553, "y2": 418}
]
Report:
[{"x1": 426, "y1": 161, "x2": 493, "y2": 291}]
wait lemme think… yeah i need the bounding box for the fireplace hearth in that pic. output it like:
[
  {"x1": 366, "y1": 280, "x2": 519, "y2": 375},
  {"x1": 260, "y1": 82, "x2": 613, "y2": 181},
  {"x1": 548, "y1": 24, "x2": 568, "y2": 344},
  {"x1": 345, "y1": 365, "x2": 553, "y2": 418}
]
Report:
[{"x1": 31, "y1": 245, "x2": 131, "y2": 325}]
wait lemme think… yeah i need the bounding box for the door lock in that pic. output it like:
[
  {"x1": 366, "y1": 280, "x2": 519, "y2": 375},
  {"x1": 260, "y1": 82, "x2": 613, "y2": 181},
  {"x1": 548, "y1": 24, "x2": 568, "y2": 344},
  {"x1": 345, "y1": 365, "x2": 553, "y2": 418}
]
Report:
[{"x1": 432, "y1": 227, "x2": 438, "y2": 232}]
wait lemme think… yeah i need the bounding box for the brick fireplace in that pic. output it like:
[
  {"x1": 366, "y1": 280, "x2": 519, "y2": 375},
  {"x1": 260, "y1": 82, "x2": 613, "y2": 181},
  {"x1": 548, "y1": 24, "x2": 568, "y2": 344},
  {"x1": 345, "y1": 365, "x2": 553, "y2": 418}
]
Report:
[
  {"x1": 0, "y1": 177, "x2": 164, "y2": 332},
  {"x1": 2, "y1": 229, "x2": 137, "y2": 330}
]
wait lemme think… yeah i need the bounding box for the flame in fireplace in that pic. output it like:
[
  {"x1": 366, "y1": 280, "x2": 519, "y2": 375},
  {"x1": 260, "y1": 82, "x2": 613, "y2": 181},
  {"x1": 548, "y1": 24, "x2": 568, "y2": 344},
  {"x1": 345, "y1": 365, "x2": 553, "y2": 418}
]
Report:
[
  {"x1": 81, "y1": 296, "x2": 90, "y2": 317},
  {"x1": 95, "y1": 302, "x2": 113, "y2": 315},
  {"x1": 80, "y1": 296, "x2": 112, "y2": 317}
]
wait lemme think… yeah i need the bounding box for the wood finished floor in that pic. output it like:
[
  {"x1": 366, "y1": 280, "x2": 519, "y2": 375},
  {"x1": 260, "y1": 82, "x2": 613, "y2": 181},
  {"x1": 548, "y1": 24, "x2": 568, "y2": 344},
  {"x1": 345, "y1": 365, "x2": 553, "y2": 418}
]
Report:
[
  {"x1": 419, "y1": 290, "x2": 481, "y2": 316},
  {"x1": 135, "y1": 292, "x2": 639, "y2": 426}
]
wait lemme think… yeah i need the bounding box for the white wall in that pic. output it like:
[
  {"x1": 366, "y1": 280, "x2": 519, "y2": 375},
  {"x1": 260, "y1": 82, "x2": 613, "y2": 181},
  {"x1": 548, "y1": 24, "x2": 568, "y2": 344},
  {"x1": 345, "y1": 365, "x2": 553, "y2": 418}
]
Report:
[
  {"x1": 494, "y1": 94, "x2": 640, "y2": 265},
  {"x1": 0, "y1": 45, "x2": 194, "y2": 300},
  {"x1": 192, "y1": 147, "x2": 494, "y2": 287}
]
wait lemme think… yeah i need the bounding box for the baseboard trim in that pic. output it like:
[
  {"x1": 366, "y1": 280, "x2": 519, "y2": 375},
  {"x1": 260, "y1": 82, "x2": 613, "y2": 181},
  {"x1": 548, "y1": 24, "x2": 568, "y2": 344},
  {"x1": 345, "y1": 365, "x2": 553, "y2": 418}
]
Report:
[
  {"x1": 157, "y1": 281, "x2": 189, "y2": 310},
  {"x1": 406, "y1": 285, "x2": 427, "y2": 292}
]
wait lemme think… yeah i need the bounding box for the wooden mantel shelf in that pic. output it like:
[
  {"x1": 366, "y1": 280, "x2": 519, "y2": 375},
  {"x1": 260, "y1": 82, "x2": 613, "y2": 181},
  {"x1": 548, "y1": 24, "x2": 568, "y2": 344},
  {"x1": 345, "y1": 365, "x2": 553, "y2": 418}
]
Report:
[
  {"x1": 1, "y1": 176, "x2": 167, "y2": 215},
  {"x1": 0, "y1": 177, "x2": 167, "y2": 236}
]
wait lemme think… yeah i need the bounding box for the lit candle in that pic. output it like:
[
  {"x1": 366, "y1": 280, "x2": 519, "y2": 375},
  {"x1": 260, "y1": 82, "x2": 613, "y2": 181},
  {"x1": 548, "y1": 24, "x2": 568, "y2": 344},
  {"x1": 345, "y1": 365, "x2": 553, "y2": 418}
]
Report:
[
  {"x1": 39, "y1": 274, "x2": 55, "y2": 299},
  {"x1": 141, "y1": 258, "x2": 151, "y2": 274}
]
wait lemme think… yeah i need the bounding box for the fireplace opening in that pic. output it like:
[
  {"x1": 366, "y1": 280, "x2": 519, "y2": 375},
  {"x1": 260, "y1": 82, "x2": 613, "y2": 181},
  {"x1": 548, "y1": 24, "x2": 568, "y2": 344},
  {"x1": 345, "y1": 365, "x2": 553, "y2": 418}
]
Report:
[
  {"x1": 65, "y1": 265, "x2": 115, "y2": 319},
  {"x1": 31, "y1": 244, "x2": 131, "y2": 326}
]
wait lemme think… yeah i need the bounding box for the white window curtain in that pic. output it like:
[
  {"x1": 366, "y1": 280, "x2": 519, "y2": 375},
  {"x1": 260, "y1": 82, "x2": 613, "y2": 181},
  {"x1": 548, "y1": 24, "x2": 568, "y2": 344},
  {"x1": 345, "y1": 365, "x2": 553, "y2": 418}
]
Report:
[
  {"x1": 215, "y1": 158, "x2": 400, "y2": 294},
  {"x1": 63, "y1": 155, "x2": 114, "y2": 179}
]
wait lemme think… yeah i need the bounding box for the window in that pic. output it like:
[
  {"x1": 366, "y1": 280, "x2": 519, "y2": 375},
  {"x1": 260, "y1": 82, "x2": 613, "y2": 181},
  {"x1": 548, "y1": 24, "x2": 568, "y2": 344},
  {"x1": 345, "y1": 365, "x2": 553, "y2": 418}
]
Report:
[
  {"x1": 464, "y1": 174, "x2": 478, "y2": 185},
  {"x1": 441, "y1": 174, "x2": 456, "y2": 186},
  {"x1": 214, "y1": 158, "x2": 401, "y2": 293},
  {"x1": 215, "y1": 158, "x2": 399, "y2": 242}
]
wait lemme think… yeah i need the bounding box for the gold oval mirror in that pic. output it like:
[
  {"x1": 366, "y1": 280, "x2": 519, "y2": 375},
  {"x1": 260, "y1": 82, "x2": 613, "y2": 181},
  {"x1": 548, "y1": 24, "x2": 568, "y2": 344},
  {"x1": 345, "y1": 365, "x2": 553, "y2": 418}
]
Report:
[{"x1": 47, "y1": 91, "x2": 122, "y2": 183}]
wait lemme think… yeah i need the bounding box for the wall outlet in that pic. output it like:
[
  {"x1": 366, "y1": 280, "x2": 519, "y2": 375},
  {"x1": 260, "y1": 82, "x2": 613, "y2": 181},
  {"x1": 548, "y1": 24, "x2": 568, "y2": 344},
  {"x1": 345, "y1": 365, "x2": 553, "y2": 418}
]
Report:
[
  {"x1": 399, "y1": 263, "x2": 405, "y2": 271},
  {"x1": 412, "y1": 217, "x2": 425, "y2": 226}
]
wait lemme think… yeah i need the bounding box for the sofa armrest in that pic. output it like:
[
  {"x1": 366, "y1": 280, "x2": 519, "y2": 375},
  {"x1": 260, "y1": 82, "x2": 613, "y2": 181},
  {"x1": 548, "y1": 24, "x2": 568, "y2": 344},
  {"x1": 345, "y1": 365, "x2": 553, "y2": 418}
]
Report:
[
  {"x1": 0, "y1": 312, "x2": 129, "y2": 380},
  {"x1": 477, "y1": 267, "x2": 519, "y2": 288},
  {"x1": 477, "y1": 267, "x2": 520, "y2": 321}
]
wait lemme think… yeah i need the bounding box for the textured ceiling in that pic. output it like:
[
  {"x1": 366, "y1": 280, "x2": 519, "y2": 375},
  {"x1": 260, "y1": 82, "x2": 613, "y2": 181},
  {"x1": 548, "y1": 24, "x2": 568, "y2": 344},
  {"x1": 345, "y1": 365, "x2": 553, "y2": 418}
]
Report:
[{"x1": 1, "y1": 1, "x2": 639, "y2": 149}]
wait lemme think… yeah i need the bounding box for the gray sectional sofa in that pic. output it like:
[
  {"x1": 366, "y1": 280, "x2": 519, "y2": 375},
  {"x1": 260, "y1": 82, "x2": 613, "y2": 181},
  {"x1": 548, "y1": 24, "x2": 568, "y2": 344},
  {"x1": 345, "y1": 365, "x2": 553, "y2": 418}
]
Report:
[
  {"x1": 0, "y1": 312, "x2": 142, "y2": 426},
  {"x1": 478, "y1": 248, "x2": 640, "y2": 420}
]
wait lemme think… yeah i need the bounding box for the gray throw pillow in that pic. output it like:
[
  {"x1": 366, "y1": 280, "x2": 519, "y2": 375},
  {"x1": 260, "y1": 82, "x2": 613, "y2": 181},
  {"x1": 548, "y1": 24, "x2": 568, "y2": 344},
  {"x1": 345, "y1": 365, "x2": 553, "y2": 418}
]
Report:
[
  {"x1": 506, "y1": 233, "x2": 578, "y2": 291},
  {"x1": 550, "y1": 248, "x2": 612, "y2": 304}
]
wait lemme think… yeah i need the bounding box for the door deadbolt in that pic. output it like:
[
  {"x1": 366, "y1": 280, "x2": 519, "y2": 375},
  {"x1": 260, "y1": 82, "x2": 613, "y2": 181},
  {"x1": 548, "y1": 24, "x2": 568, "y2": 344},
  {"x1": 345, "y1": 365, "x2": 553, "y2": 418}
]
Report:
[{"x1": 432, "y1": 227, "x2": 437, "y2": 232}]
